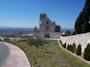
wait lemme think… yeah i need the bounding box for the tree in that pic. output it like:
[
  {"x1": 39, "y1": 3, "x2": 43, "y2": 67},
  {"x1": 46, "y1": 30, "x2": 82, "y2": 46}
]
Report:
[
  {"x1": 60, "y1": 40, "x2": 62, "y2": 45},
  {"x1": 72, "y1": 31, "x2": 76, "y2": 35},
  {"x1": 67, "y1": 44, "x2": 74, "y2": 53},
  {"x1": 76, "y1": 44, "x2": 82, "y2": 55},
  {"x1": 67, "y1": 45, "x2": 70, "y2": 50},
  {"x1": 63, "y1": 42, "x2": 66, "y2": 48},
  {"x1": 73, "y1": 43, "x2": 76, "y2": 53},
  {"x1": 84, "y1": 43, "x2": 90, "y2": 61},
  {"x1": 81, "y1": 21, "x2": 89, "y2": 33},
  {"x1": 75, "y1": 0, "x2": 90, "y2": 34},
  {"x1": 66, "y1": 30, "x2": 71, "y2": 36}
]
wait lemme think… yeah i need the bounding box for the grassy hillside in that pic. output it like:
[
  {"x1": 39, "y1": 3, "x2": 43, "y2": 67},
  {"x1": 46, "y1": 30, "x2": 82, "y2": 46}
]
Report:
[{"x1": 6, "y1": 40, "x2": 90, "y2": 67}]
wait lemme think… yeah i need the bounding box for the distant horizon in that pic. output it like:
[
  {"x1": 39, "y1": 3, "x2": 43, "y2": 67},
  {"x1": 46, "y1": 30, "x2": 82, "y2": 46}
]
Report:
[
  {"x1": 0, "y1": 26, "x2": 75, "y2": 29},
  {"x1": 0, "y1": 0, "x2": 85, "y2": 28},
  {"x1": 0, "y1": 27, "x2": 75, "y2": 33}
]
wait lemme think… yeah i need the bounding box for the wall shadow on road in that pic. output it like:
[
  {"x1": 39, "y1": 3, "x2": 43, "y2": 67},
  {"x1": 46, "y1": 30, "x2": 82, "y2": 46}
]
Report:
[{"x1": 0, "y1": 43, "x2": 10, "y2": 67}]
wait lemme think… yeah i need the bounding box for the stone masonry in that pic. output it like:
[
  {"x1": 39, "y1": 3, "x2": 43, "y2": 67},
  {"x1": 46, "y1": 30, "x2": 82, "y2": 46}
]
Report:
[
  {"x1": 33, "y1": 13, "x2": 61, "y2": 39},
  {"x1": 60, "y1": 32, "x2": 90, "y2": 53}
]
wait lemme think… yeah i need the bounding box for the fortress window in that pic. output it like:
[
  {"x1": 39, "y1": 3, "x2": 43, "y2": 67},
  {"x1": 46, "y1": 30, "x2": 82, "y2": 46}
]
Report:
[{"x1": 47, "y1": 22, "x2": 49, "y2": 24}]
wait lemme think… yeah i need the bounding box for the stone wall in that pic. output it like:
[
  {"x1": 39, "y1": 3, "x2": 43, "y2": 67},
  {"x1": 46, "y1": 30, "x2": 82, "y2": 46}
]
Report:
[
  {"x1": 60, "y1": 32, "x2": 90, "y2": 53},
  {"x1": 33, "y1": 32, "x2": 61, "y2": 39},
  {"x1": 50, "y1": 32, "x2": 61, "y2": 39}
]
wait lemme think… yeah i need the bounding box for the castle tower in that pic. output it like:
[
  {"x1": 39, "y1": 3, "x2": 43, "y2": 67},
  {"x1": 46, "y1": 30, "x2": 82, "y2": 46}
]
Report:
[
  {"x1": 33, "y1": 26, "x2": 39, "y2": 33},
  {"x1": 33, "y1": 13, "x2": 61, "y2": 38},
  {"x1": 39, "y1": 13, "x2": 55, "y2": 32}
]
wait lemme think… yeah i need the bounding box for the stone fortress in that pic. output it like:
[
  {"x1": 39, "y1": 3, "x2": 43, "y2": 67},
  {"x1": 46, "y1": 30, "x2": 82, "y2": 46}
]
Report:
[{"x1": 33, "y1": 13, "x2": 61, "y2": 39}]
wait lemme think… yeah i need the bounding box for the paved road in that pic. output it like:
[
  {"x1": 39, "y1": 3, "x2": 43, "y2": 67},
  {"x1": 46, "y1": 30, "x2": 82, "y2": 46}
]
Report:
[
  {"x1": 0, "y1": 42, "x2": 31, "y2": 67},
  {"x1": 0, "y1": 43, "x2": 9, "y2": 67}
]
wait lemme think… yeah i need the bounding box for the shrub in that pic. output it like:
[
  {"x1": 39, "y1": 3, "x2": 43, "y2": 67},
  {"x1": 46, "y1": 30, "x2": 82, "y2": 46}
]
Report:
[
  {"x1": 67, "y1": 43, "x2": 77, "y2": 53},
  {"x1": 76, "y1": 44, "x2": 81, "y2": 56},
  {"x1": 63, "y1": 42, "x2": 66, "y2": 48},
  {"x1": 73, "y1": 43, "x2": 76, "y2": 53},
  {"x1": 66, "y1": 30, "x2": 71, "y2": 36},
  {"x1": 59, "y1": 40, "x2": 66, "y2": 48},
  {"x1": 60, "y1": 40, "x2": 62, "y2": 45},
  {"x1": 27, "y1": 37, "x2": 45, "y2": 48},
  {"x1": 84, "y1": 43, "x2": 90, "y2": 61},
  {"x1": 67, "y1": 45, "x2": 71, "y2": 51},
  {"x1": 70, "y1": 45, "x2": 74, "y2": 53},
  {"x1": 67, "y1": 44, "x2": 70, "y2": 50},
  {"x1": 72, "y1": 31, "x2": 76, "y2": 35}
]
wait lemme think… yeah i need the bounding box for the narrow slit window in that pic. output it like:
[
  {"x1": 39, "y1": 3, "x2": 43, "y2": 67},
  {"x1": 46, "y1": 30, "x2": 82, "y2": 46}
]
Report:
[{"x1": 47, "y1": 22, "x2": 48, "y2": 24}]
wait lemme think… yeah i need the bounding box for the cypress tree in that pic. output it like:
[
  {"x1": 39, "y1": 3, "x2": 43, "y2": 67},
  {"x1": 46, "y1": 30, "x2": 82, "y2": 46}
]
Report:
[
  {"x1": 76, "y1": 44, "x2": 82, "y2": 56},
  {"x1": 73, "y1": 43, "x2": 76, "y2": 53},
  {"x1": 75, "y1": 0, "x2": 90, "y2": 34},
  {"x1": 84, "y1": 43, "x2": 90, "y2": 61}
]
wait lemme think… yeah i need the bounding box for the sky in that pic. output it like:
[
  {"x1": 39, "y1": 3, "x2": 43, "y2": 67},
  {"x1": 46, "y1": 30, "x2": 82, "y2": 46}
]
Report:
[{"x1": 0, "y1": 0, "x2": 85, "y2": 28}]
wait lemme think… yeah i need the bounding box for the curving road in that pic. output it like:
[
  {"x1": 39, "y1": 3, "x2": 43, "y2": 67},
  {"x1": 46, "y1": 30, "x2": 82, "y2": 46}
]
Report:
[
  {"x1": 0, "y1": 43, "x2": 9, "y2": 67},
  {"x1": 0, "y1": 42, "x2": 31, "y2": 67}
]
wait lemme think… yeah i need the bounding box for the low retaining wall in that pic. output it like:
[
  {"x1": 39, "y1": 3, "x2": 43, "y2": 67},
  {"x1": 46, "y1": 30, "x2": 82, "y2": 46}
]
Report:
[{"x1": 60, "y1": 32, "x2": 90, "y2": 53}]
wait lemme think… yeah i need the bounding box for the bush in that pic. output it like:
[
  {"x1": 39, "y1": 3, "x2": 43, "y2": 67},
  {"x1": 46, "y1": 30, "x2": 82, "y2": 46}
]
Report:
[
  {"x1": 76, "y1": 44, "x2": 81, "y2": 56},
  {"x1": 66, "y1": 30, "x2": 71, "y2": 36},
  {"x1": 67, "y1": 43, "x2": 77, "y2": 53},
  {"x1": 73, "y1": 43, "x2": 76, "y2": 53},
  {"x1": 84, "y1": 43, "x2": 90, "y2": 61},
  {"x1": 62, "y1": 42, "x2": 66, "y2": 48},
  {"x1": 72, "y1": 31, "x2": 76, "y2": 35},
  {"x1": 27, "y1": 37, "x2": 45, "y2": 48},
  {"x1": 67, "y1": 44, "x2": 70, "y2": 50},
  {"x1": 60, "y1": 40, "x2": 62, "y2": 45},
  {"x1": 67, "y1": 44, "x2": 74, "y2": 53},
  {"x1": 59, "y1": 40, "x2": 66, "y2": 48}
]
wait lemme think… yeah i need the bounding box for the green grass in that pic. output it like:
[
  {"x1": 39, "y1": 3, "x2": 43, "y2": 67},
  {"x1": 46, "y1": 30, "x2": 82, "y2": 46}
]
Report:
[{"x1": 5, "y1": 40, "x2": 90, "y2": 67}]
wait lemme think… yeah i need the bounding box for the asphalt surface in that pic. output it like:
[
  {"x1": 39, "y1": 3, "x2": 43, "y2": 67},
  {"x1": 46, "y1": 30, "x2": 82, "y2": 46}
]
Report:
[
  {"x1": 0, "y1": 43, "x2": 10, "y2": 67},
  {"x1": 0, "y1": 42, "x2": 30, "y2": 67}
]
